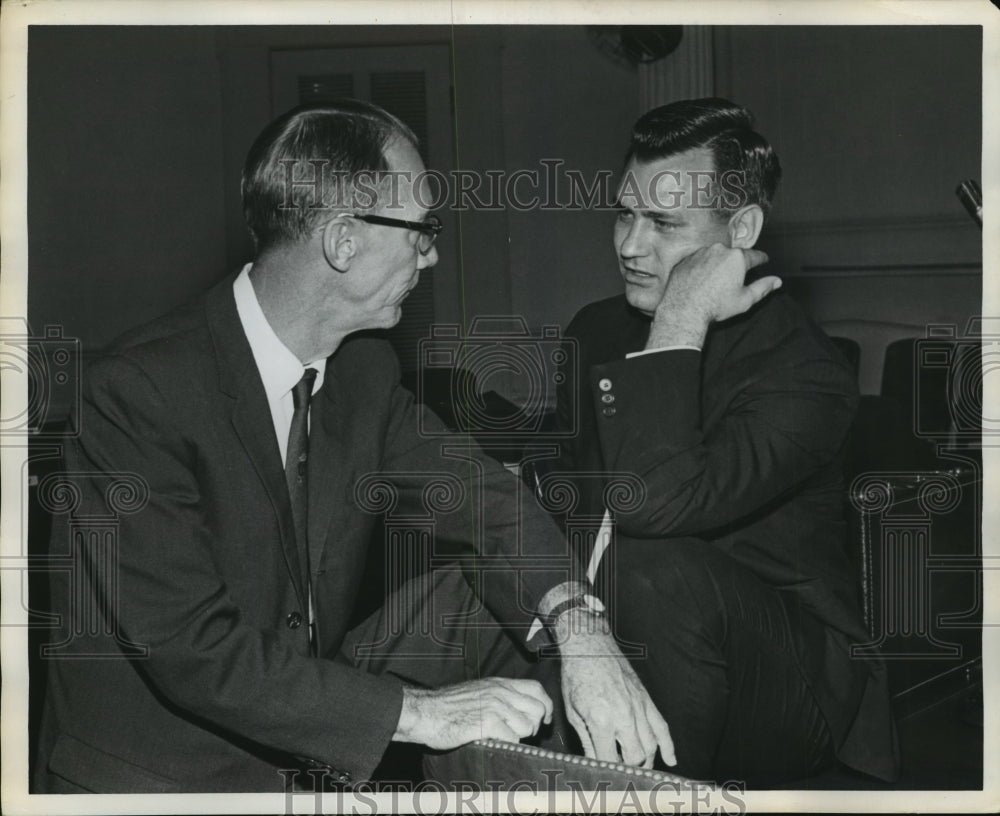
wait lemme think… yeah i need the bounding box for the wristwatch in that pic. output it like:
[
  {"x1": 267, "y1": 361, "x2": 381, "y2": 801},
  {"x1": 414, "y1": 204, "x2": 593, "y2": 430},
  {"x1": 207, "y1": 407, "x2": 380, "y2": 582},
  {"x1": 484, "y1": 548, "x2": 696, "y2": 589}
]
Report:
[{"x1": 540, "y1": 593, "x2": 607, "y2": 628}]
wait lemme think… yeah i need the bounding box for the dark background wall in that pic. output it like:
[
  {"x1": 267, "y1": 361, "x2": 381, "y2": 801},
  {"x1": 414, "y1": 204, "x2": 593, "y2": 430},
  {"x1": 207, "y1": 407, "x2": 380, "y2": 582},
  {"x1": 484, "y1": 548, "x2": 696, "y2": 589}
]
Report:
[
  {"x1": 28, "y1": 26, "x2": 229, "y2": 351},
  {"x1": 28, "y1": 25, "x2": 982, "y2": 400},
  {"x1": 720, "y1": 25, "x2": 982, "y2": 394}
]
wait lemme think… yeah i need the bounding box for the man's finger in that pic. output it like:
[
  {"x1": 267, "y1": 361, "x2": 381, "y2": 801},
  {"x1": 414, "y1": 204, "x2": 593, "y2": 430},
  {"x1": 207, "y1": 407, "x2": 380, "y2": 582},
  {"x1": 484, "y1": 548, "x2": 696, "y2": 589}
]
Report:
[
  {"x1": 617, "y1": 729, "x2": 649, "y2": 767},
  {"x1": 591, "y1": 722, "x2": 619, "y2": 763},
  {"x1": 568, "y1": 707, "x2": 596, "y2": 758},
  {"x1": 741, "y1": 248, "x2": 770, "y2": 270},
  {"x1": 482, "y1": 717, "x2": 522, "y2": 745},
  {"x1": 484, "y1": 704, "x2": 535, "y2": 740},
  {"x1": 497, "y1": 678, "x2": 554, "y2": 724},
  {"x1": 645, "y1": 699, "x2": 677, "y2": 766},
  {"x1": 489, "y1": 688, "x2": 547, "y2": 733},
  {"x1": 744, "y1": 275, "x2": 782, "y2": 306},
  {"x1": 629, "y1": 709, "x2": 660, "y2": 768}
]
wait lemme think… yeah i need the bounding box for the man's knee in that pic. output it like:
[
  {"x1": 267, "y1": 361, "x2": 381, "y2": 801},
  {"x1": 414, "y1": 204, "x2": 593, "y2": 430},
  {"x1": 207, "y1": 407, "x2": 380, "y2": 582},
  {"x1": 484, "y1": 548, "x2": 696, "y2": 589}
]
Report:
[
  {"x1": 605, "y1": 538, "x2": 723, "y2": 606},
  {"x1": 602, "y1": 538, "x2": 726, "y2": 636}
]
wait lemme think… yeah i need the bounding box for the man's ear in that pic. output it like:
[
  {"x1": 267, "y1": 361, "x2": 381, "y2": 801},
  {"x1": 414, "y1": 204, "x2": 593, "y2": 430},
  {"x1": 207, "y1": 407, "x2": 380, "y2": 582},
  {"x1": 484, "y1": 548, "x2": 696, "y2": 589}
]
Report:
[
  {"x1": 320, "y1": 217, "x2": 357, "y2": 273},
  {"x1": 727, "y1": 204, "x2": 764, "y2": 249}
]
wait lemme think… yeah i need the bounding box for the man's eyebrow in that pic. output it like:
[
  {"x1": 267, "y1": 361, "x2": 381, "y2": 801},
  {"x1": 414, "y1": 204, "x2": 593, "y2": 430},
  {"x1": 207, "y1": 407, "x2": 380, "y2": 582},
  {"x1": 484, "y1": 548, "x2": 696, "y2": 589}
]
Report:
[
  {"x1": 641, "y1": 210, "x2": 683, "y2": 221},
  {"x1": 614, "y1": 197, "x2": 654, "y2": 211}
]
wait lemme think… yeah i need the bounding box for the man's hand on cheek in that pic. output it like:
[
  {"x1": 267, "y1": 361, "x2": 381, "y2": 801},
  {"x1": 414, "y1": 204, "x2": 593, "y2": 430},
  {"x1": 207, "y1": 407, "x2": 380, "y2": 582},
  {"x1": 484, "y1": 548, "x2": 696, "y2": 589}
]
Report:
[{"x1": 646, "y1": 243, "x2": 780, "y2": 350}]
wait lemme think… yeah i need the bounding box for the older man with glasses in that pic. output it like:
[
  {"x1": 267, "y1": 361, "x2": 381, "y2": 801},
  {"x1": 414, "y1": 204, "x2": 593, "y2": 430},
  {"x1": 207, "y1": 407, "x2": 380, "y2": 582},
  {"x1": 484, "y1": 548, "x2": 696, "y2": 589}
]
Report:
[{"x1": 34, "y1": 100, "x2": 671, "y2": 794}]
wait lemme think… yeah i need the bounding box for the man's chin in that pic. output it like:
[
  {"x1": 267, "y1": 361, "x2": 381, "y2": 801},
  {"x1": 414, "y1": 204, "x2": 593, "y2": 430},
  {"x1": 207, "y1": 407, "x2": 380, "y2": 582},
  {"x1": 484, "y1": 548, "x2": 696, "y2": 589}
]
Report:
[
  {"x1": 623, "y1": 286, "x2": 658, "y2": 316},
  {"x1": 387, "y1": 305, "x2": 405, "y2": 327},
  {"x1": 359, "y1": 306, "x2": 403, "y2": 333}
]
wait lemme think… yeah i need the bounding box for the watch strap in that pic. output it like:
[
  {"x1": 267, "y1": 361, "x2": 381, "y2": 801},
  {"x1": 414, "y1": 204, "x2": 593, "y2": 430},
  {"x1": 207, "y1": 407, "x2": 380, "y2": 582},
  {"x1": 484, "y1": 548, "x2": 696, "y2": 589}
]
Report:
[{"x1": 540, "y1": 593, "x2": 606, "y2": 629}]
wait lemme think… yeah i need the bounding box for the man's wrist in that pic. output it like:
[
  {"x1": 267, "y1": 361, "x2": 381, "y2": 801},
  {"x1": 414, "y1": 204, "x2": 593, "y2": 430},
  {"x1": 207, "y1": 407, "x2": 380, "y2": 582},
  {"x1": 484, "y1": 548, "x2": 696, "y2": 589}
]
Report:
[
  {"x1": 646, "y1": 305, "x2": 709, "y2": 350},
  {"x1": 540, "y1": 593, "x2": 607, "y2": 630},
  {"x1": 537, "y1": 579, "x2": 589, "y2": 619},
  {"x1": 552, "y1": 606, "x2": 615, "y2": 652},
  {"x1": 393, "y1": 686, "x2": 423, "y2": 743},
  {"x1": 538, "y1": 581, "x2": 613, "y2": 647}
]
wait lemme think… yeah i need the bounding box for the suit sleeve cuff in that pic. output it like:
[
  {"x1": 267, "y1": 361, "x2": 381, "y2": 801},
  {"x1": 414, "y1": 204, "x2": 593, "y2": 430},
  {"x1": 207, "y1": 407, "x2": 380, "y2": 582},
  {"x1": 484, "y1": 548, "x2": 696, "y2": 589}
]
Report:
[
  {"x1": 590, "y1": 349, "x2": 703, "y2": 462},
  {"x1": 625, "y1": 344, "x2": 702, "y2": 359}
]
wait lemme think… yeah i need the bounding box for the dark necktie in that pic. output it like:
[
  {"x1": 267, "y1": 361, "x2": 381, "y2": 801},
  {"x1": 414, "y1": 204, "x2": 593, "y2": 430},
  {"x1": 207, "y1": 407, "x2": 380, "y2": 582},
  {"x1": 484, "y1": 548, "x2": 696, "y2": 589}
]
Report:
[{"x1": 286, "y1": 368, "x2": 317, "y2": 645}]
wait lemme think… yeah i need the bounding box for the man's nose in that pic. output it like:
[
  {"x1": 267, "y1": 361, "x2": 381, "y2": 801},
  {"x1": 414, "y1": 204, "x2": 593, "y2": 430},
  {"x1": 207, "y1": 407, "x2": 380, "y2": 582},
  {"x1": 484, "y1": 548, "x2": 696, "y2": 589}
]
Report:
[{"x1": 618, "y1": 218, "x2": 646, "y2": 258}]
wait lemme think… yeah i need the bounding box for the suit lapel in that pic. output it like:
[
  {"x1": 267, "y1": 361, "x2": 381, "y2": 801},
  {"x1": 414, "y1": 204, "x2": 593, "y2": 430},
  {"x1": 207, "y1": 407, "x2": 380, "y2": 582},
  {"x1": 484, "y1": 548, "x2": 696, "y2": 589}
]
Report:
[
  {"x1": 231, "y1": 388, "x2": 308, "y2": 608},
  {"x1": 205, "y1": 276, "x2": 309, "y2": 611},
  {"x1": 306, "y1": 343, "x2": 384, "y2": 650}
]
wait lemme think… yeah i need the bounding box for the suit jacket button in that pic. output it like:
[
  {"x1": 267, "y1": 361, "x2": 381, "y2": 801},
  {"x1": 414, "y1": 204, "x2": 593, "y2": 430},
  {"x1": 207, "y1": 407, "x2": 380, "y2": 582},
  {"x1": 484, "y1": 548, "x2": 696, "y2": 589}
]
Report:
[
  {"x1": 286, "y1": 612, "x2": 303, "y2": 629},
  {"x1": 602, "y1": 406, "x2": 617, "y2": 417},
  {"x1": 601, "y1": 393, "x2": 615, "y2": 404},
  {"x1": 598, "y1": 378, "x2": 612, "y2": 392}
]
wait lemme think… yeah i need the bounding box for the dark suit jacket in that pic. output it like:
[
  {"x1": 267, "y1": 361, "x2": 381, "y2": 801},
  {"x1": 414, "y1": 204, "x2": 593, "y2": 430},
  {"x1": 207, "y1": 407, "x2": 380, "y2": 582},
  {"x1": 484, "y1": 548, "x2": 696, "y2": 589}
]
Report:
[
  {"x1": 552, "y1": 292, "x2": 899, "y2": 782},
  {"x1": 35, "y1": 273, "x2": 568, "y2": 793}
]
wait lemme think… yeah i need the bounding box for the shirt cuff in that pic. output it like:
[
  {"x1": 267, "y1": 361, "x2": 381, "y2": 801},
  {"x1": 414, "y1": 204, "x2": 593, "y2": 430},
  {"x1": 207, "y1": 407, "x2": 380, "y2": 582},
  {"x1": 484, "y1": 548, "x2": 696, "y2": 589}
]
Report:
[
  {"x1": 526, "y1": 513, "x2": 614, "y2": 643},
  {"x1": 625, "y1": 344, "x2": 702, "y2": 359}
]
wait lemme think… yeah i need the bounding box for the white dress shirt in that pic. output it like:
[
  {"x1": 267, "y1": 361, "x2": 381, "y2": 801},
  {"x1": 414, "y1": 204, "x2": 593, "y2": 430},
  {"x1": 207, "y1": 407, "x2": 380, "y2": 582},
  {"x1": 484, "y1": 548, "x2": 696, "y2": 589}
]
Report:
[{"x1": 232, "y1": 264, "x2": 325, "y2": 464}]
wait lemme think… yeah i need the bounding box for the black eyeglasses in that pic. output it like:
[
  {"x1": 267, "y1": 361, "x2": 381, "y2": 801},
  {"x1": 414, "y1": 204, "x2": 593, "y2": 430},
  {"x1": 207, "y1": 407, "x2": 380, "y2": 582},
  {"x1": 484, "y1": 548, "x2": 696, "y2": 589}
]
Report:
[{"x1": 339, "y1": 212, "x2": 443, "y2": 255}]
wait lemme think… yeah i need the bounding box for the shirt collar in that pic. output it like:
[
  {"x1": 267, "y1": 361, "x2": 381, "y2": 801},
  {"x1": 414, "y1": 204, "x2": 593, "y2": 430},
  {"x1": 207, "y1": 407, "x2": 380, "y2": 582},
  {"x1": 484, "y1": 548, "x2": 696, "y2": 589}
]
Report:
[{"x1": 233, "y1": 263, "x2": 326, "y2": 402}]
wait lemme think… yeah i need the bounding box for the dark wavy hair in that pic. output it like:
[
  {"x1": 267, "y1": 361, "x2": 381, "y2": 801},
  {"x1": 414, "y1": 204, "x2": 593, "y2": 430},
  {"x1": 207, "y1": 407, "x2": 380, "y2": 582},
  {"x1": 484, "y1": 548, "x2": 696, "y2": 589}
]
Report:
[
  {"x1": 241, "y1": 100, "x2": 418, "y2": 251},
  {"x1": 626, "y1": 98, "x2": 782, "y2": 217}
]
